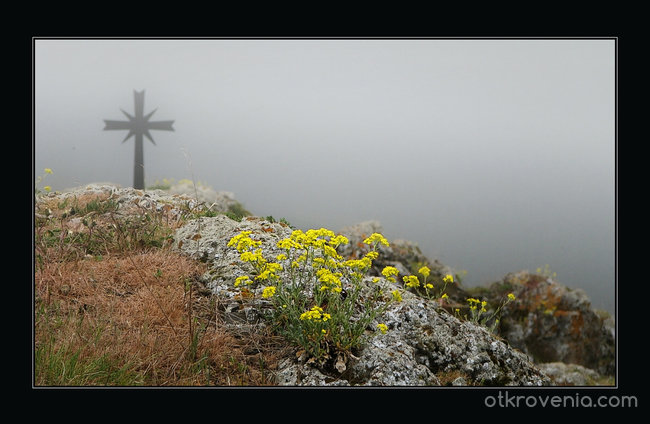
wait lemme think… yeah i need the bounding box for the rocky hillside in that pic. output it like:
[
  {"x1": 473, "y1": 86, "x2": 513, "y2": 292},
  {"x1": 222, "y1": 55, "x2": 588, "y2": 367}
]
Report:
[{"x1": 35, "y1": 183, "x2": 615, "y2": 386}]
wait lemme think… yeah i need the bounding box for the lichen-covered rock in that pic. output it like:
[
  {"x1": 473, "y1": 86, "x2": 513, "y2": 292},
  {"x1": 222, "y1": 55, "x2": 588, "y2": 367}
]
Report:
[
  {"x1": 164, "y1": 180, "x2": 242, "y2": 214},
  {"x1": 172, "y1": 217, "x2": 551, "y2": 386},
  {"x1": 537, "y1": 362, "x2": 612, "y2": 386},
  {"x1": 275, "y1": 279, "x2": 549, "y2": 386},
  {"x1": 487, "y1": 271, "x2": 615, "y2": 376},
  {"x1": 39, "y1": 183, "x2": 205, "y2": 225}
]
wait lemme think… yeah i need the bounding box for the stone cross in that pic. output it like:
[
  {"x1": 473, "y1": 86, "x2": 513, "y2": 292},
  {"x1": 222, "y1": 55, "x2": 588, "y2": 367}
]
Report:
[{"x1": 103, "y1": 90, "x2": 174, "y2": 189}]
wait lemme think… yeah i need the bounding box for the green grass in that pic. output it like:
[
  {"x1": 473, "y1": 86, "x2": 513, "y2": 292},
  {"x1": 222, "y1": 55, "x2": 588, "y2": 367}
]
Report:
[{"x1": 34, "y1": 303, "x2": 144, "y2": 386}]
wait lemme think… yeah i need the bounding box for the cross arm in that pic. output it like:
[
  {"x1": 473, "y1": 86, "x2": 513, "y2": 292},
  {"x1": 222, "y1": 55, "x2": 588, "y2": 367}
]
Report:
[
  {"x1": 103, "y1": 120, "x2": 134, "y2": 131},
  {"x1": 146, "y1": 120, "x2": 175, "y2": 131}
]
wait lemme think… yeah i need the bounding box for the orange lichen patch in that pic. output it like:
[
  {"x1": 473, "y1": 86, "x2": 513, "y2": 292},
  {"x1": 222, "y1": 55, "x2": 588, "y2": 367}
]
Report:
[{"x1": 551, "y1": 310, "x2": 585, "y2": 337}]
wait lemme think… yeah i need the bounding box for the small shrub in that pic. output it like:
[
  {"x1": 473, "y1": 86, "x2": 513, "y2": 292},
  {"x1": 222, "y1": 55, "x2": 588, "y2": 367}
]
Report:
[
  {"x1": 455, "y1": 292, "x2": 517, "y2": 333},
  {"x1": 226, "y1": 202, "x2": 251, "y2": 221},
  {"x1": 228, "y1": 229, "x2": 402, "y2": 363},
  {"x1": 401, "y1": 266, "x2": 456, "y2": 303}
]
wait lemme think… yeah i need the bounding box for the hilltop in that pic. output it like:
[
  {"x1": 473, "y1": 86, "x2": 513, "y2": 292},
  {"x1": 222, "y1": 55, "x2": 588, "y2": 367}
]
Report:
[{"x1": 33, "y1": 182, "x2": 615, "y2": 386}]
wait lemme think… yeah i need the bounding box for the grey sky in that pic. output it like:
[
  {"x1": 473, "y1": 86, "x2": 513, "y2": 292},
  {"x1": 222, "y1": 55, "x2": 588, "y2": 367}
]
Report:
[{"x1": 34, "y1": 38, "x2": 616, "y2": 312}]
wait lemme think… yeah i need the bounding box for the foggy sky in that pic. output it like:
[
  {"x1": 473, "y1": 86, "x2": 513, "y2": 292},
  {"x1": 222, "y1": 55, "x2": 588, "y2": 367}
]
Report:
[{"x1": 34, "y1": 38, "x2": 616, "y2": 313}]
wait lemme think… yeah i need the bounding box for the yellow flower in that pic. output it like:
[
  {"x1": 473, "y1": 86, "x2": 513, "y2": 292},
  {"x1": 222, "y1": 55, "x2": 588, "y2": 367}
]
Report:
[
  {"x1": 391, "y1": 290, "x2": 402, "y2": 302},
  {"x1": 372, "y1": 277, "x2": 380, "y2": 284},
  {"x1": 441, "y1": 293, "x2": 449, "y2": 300},
  {"x1": 381, "y1": 266, "x2": 399, "y2": 283},
  {"x1": 323, "y1": 244, "x2": 342, "y2": 260},
  {"x1": 44, "y1": 186, "x2": 51, "y2": 192},
  {"x1": 403, "y1": 275, "x2": 420, "y2": 288},
  {"x1": 240, "y1": 249, "x2": 266, "y2": 264},
  {"x1": 255, "y1": 262, "x2": 282, "y2": 281},
  {"x1": 425, "y1": 283, "x2": 434, "y2": 289},
  {"x1": 443, "y1": 274, "x2": 454, "y2": 284},
  {"x1": 276, "y1": 253, "x2": 288, "y2": 261},
  {"x1": 313, "y1": 257, "x2": 326, "y2": 267},
  {"x1": 234, "y1": 275, "x2": 251, "y2": 287},
  {"x1": 229, "y1": 231, "x2": 262, "y2": 253},
  {"x1": 262, "y1": 286, "x2": 276, "y2": 298},
  {"x1": 329, "y1": 235, "x2": 349, "y2": 247},
  {"x1": 363, "y1": 233, "x2": 390, "y2": 247},
  {"x1": 344, "y1": 257, "x2": 372, "y2": 271},
  {"x1": 507, "y1": 293, "x2": 516, "y2": 301},
  {"x1": 44, "y1": 168, "x2": 53, "y2": 174},
  {"x1": 418, "y1": 266, "x2": 431, "y2": 277},
  {"x1": 277, "y1": 238, "x2": 302, "y2": 250},
  {"x1": 299, "y1": 306, "x2": 331, "y2": 322},
  {"x1": 377, "y1": 323, "x2": 388, "y2": 334},
  {"x1": 365, "y1": 251, "x2": 379, "y2": 260}
]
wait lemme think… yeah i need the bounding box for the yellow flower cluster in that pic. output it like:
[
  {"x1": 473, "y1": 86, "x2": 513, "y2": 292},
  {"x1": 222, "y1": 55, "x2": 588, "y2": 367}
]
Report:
[
  {"x1": 376, "y1": 323, "x2": 388, "y2": 334},
  {"x1": 418, "y1": 266, "x2": 431, "y2": 277},
  {"x1": 228, "y1": 231, "x2": 262, "y2": 253},
  {"x1": 317, "y1": 268, "x2": 343, "y2": 293},
  {"x1": 284, "y1": 228, "x2": 349, "y2": 251},
  {"x1": 240, "y1": 249, "x2": 265, "y2": 264},
  {"x1": 443, "y1": 274, "x2": 454, "y2": 284},
  {"x1": 234, "y1": 275, "x2": 252, "y2": 287},
  {"x1": 363, "y1": 233, "x2": 390, "y2": 247},
  {"x1": 343, "y1": 256, "x2": 372, "y2": 272},
  {"x1": 381, "y1": 266, "x2": 399, "y2": 283},
  {"x1": 507, "y1": 293, "x2": 516, "y2": 301},
  {"x1": 300, "y1": 306, "x2": 331, "y2": 322},
  {"x1": 403, "y1": 275, "x2": 420, "y2": 288},
  {"x1": 277, "y1": 238, "x2": 303, "y2": 250},
  {"x1": 256, "y1": 262, "x2": 283, "y2": 281},
  {"x1": 467, "y1": 298, "x2": 488, "y2": 313},
  {"x1": 262, "y1": 286, "x2": 276, "y2": 298}
]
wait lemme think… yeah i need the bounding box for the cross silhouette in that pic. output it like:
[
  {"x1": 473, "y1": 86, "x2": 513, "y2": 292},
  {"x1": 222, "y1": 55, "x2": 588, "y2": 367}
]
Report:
[{"x1": 104, "y1": 90, "x2": 174, "y2": 189}]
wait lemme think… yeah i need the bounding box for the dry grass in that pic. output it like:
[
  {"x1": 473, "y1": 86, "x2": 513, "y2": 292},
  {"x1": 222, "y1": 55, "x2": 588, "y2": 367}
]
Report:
[
  {"x1": 35, "y1": 250, "x2": 290, "y2": 386},
  {"x1": 34, "y1": 190, "x2": 292, "y2": 386}
]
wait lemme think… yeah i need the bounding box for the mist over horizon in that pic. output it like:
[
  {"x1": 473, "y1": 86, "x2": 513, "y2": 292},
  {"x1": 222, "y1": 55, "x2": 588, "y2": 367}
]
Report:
[{"x1": 34, "y1": 38, "x2": 616, "y2": 313}]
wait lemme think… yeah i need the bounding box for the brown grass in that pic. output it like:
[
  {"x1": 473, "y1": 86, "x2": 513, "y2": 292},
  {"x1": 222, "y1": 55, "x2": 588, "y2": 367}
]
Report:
[{"x1": 35, "y1": 248, "x2": 290, "y2": 386}]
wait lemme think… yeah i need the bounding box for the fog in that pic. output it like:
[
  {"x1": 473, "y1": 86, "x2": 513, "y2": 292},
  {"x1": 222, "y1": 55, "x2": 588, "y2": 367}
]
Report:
[{"x1": 34, "y1": 38, "x2": 616, "y2": 313}]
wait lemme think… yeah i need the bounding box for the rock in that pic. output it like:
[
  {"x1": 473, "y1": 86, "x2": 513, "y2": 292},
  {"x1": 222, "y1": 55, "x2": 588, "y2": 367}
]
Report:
[
  {"x1": 172, "y1": 217, "x2": 551, "y2": 386},
  {"x1": 487, "y1": 271, "x2": 615, "y2": 376},
  {"x1": 41, "y1": 183, "x2": 200, "y2": 224},
  {"x1": 165, "y1": 180, "x2": 242, "y2": 214},
  {"x1": 537, "y1": 362, "x2": 610, "y2": 386},
  {"x1": 452, "y1": 376, "x2": 467, "y2": 386},
  {"x1": 275, "y1": 279, "x2": 549, "y2": 386}
]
